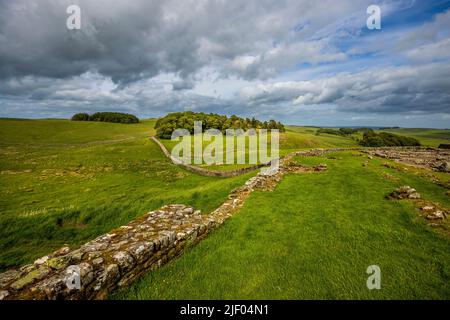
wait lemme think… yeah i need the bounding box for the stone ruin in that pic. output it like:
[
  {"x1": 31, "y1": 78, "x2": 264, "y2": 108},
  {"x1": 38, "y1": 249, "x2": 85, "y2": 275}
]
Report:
[
  {"x1": 420, "y1": 205, "x2": 448, "y2": 221},
  {"x1": 387, "y1": 186, "x2": 421, "y2": 200},
  {"x1": 387, "y1": 186, "x2": 448, "y2": 222},
  {"x1": 0, "y1": 152, "x2": 328, "y2": 300},
  {"x1": 362, "y1": 147, "x2": 450, "y2": 173}
]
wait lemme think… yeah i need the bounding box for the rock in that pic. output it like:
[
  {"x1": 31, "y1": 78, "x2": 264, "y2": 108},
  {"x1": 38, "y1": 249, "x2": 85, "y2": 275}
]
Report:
[
  {"x1": 92, "y1": 258, "x2": 104, "y2": 268},
  {"x1": 52, "y1": 247, "x2": 70, "y2": 256},
  {"x1": 176, "y1": 232, "x2": 186, "y2": 240},
  {"x1": 421, "y1": 206, "x2": 434, "y2": 211},
  {"x1": 127, "y1": 242, "x2": 154, "y2": 263},
  {"x1": 34, "y1": 256, "x2": 49, "y2": 265},
  {"x1": 434, "y1": 211, "x2": 445, "y2": 219},
  {"x1": 10, "y1": 266, "x2": 51, "y2": 290},
  {"x1": 180, "y1": 207, "x2": 194, "y2": 215},
  {"x1": 113, "y1": 251, "x2": 135, "y2": 272},
  {"x1": 45, "y1": 256, "x2": 72, "y2": 270},
  {"x1": 0, "y1": 269, "x2": 20, "y2": 287},
  {"x1": 34, "y1": 273, "x2": 68, "y2": 300},
  {"x1": 77, "y1": 262, "x2": 94, "y2": 288},
  {"x1": 388, "y1": 186, "x2": 421, "y2": 200},
  {"x1": 94, "y1": 264, "x2": 120, "y2": 291},
  {"x1": 435, "y1": 161, "x2": 450, "y2": 173},
  {"x1": 408, "y1": 192, "x2": 421, "y2": 199},
  {"x1": 0, "y1": 290, "x2": 9, "y2": 300}
]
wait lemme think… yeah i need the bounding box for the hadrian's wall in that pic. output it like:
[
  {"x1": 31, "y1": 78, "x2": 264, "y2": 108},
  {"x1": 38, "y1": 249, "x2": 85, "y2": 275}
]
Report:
[
  {"x1": 150, "y1": 136, "x2": 269, "y2": 177},
  {"x1": 0, "y1": 148, "x2": 329, "y2": 300}
]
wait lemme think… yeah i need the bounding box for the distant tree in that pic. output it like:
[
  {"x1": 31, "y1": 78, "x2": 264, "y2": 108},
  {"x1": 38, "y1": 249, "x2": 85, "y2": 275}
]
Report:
[
  {"x1": 359, "y1": 131, "x2": 420, "y2": 147},
  {"x1": 154, "y1": 112, "x2": 286, "y2": 138},
  {"x1": 316, "y1": 127, "x2": 357, "y2": 136},
  {"x1": 71, "y1": 113, "x2": 90, "y2": 121},
  {"x1": 71, "y1": 112, "x2": 139, "y2": 124}
]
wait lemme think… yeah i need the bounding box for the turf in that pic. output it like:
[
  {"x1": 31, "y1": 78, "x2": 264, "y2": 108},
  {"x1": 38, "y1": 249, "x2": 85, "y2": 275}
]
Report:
[
  {"x1": 378, "y1": 128, "x2": 450, "y2": 147},
  {"x1": 0, "y1": 119, "x2": 253, "y2": 271},
  {"x1": 1, "y1": 119, "x2": 449, "y2": 299},
  {"x1": 114, "y1": 152, "x2": 450, "y2": 299}
]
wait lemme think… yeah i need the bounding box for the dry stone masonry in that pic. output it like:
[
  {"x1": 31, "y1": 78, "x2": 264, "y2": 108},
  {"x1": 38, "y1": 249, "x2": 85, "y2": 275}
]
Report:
[
  {"x1": 151, "y1": 136, "x2": 269, "y2": 177},
  {"x1": 0, "y1": 150, "x2": 328, "y2": 300},
  {"x1": 387, "y1": 186, "x2": 449, "y2": 224},
  {"x1": 362, "y1": 147, "x2": 450, "y2": 173},
  {"x1": 4, "y1": 146, "x2": 446, "y2": 300}
]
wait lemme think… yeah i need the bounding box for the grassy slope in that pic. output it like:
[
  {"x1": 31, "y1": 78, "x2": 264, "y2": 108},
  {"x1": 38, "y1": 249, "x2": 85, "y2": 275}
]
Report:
[
  {"x1": 2, "y1": 119, "x2": 449, "y2": 299},
  {"x1": 158, "y1": 125, "x2": 359, "y2": 169},
  {"x1": 378, "y1": 128, "x2": 450, "y2": 147},
  {"x1": 0, "y1": 119, "x2": 253, "y2": 270},
  {"x1": 115, "y1": 152, "x2": 450, "y2": 299},
  {"x1": 286, "y1": 126, "x2": 450, "y2": 148}
]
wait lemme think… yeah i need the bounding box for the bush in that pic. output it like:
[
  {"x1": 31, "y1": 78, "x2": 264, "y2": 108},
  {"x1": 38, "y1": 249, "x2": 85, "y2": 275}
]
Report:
[
  {"x1": 70, "y1": 112, "x2": 139, "y2": 124},
  {"x1": 316, "y1": 128, "x2": 358, "y2": 136},
  {"x1": 359, "y1": 130, "x2": 421, "y2": 147},
  {"x1": 155, "y1": 111, "x2": 285, "y2": 139}
]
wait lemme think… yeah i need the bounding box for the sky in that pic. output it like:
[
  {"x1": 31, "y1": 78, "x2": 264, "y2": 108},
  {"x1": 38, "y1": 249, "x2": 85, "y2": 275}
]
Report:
[{"x1": 0, "y1": 0, "x2": 449, "y2": 128}]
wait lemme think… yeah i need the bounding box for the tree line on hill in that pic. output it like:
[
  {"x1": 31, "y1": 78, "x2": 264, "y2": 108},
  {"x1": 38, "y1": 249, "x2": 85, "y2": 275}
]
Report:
[
  {"x1": 155, "y1": 111, "x2": 285, "y2": 139},
  {"x1": 71, "y1": 112, "x2": 139, "y2": 124},
  {"x1": 316, "y1": 128, "x2": 359, "y2": 136},
  {"x1": 316, "y1": 127, "x2": 421, "y2": 147},
  {"x1": 359, "y1": 130, "x2": 421, "y2": 147}
]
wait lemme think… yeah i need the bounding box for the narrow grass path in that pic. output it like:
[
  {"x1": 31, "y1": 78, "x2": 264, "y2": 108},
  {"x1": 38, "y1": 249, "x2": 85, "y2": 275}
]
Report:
[{"x1": 114, "y1": 152, "x2": 450, "y2": 299}]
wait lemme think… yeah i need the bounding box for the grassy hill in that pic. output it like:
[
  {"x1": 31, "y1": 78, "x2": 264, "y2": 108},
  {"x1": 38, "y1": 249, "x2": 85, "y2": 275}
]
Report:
[
  {"x1": 378, "y1": 128, "x2": 450, "y2": 147},
  {"x1": 0, "y1": 119, "x2": 253, "y2": 270},
  {"x1": 114, "y1": 152, "x2": 450, "y2": 299},
  {"x1": 1, "y1": 118, "x2": 449, "y2": 299}
]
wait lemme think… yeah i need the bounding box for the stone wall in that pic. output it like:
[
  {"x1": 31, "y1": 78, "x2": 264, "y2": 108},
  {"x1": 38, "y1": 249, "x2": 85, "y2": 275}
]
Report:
[
  {"x1": 361, "y1": 147, "x2": 450, "y2": 172},
  {"x1": 0, "y1": 149, "x2": 329, "y2": 300},
  {"x1": 150, "y1": 136, "x2": 269, "y2": 177}
]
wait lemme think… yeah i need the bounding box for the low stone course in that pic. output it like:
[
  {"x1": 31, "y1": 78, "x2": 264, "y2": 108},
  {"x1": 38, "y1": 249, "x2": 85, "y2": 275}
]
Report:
[
  {"x1": 0, "y1": 150, "x2": 328, "y2": 300},
  {"x1": 362, "y1": 147, "x2": 450, "y2": 172}
]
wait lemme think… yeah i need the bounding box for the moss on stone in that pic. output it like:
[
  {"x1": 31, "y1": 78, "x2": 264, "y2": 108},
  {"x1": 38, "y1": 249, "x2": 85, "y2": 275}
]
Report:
[{"x1": 10, "y1": 267, "x2": 51, "y2": 290}]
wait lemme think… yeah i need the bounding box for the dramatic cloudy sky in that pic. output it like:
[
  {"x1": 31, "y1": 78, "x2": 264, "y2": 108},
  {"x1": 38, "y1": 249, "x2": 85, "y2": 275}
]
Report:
[{"x1": 1, "y1": 0, "x2": 449, "y2": 127}]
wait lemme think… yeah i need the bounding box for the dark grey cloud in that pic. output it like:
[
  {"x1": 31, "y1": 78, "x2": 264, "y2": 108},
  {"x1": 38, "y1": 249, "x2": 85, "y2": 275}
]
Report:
[
  {"x1": 239, "y1": 62, "x2": 450, "y2": 114},
  {"x1": 0, "y1": 0, "x2": 449, "y2": 127},
  {"x1": 0, "y1": 0, "x2": 370, "y2": 84}
]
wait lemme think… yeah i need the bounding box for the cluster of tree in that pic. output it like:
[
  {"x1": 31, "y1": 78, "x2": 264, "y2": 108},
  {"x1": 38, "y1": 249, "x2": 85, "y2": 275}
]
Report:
[
  {"x1": 359, "y1": 130, "x2": 421, "y2": 147},
  {"x1": 71, "y1": 112, "x2": 139, "y2": 124},
  {"x1": 316, "y1": 128, "x2": 358, "y2": 136},
  {"x1": 155, "y1": 111, "x2": 285, "y2": 139}
]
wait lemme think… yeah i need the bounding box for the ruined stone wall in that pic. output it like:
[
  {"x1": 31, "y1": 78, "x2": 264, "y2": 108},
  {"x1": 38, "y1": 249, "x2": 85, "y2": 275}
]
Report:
[
  {"x1": 0, "y1": 201, "x2": 247, "y2": 300},
  {"x1": 0, "y1": 149, "x2": 329, "y2": 300},
  {"x1": 150, "y1": 136, "x2": 269, "y2": 177}
]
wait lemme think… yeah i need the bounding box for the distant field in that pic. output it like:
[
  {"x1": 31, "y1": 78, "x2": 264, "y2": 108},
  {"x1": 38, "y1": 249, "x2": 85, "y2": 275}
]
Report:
[
  {"x1": 287, "y1": 126, "x2": 450, "y2": 148},
  {"x1": 0, "y1": 119, "x2": 253, "y2": 271},
  {"x1": 1, "y1": 118, "x2": 449, "y2": 299},
  {"x1": 378, "y1": 128, "x2": 450, "y2": 147},
  {"x1": 115, "y1": 152, "x2": 450, "y2": 299},
  {"x1": 158, "y1": 125, "x2": 359, "y2": 169}
]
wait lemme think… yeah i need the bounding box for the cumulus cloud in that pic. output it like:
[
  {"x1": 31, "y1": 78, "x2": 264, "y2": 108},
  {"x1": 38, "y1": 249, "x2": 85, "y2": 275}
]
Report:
[
  {"x1": 239, "y1": 62, "x2": 450, "y2": 114},
  {"x1": 0, "y1": 0, "x2": 374, "y2": 84},
  {"x1": 0, "y1": 0, "x2": 449, "y2": 127}
]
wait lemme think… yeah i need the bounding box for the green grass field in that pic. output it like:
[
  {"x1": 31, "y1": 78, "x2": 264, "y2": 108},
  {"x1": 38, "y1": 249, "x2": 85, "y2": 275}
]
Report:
[
  {"x1": 1, "y1": 119, "x2": 449, "y2": 299},
  {"x1": 114, "y1": 152, "x2": 450, "y2": 299},
  {"x1": 0, "y1": 119, "x2": 253, "y2": 271},
  {"x1": 379, "y1": 128, "x2": 450, "y2": 147},
  {"x1": 158, "y1": 125, "x2": 359, "y2": 169}
]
